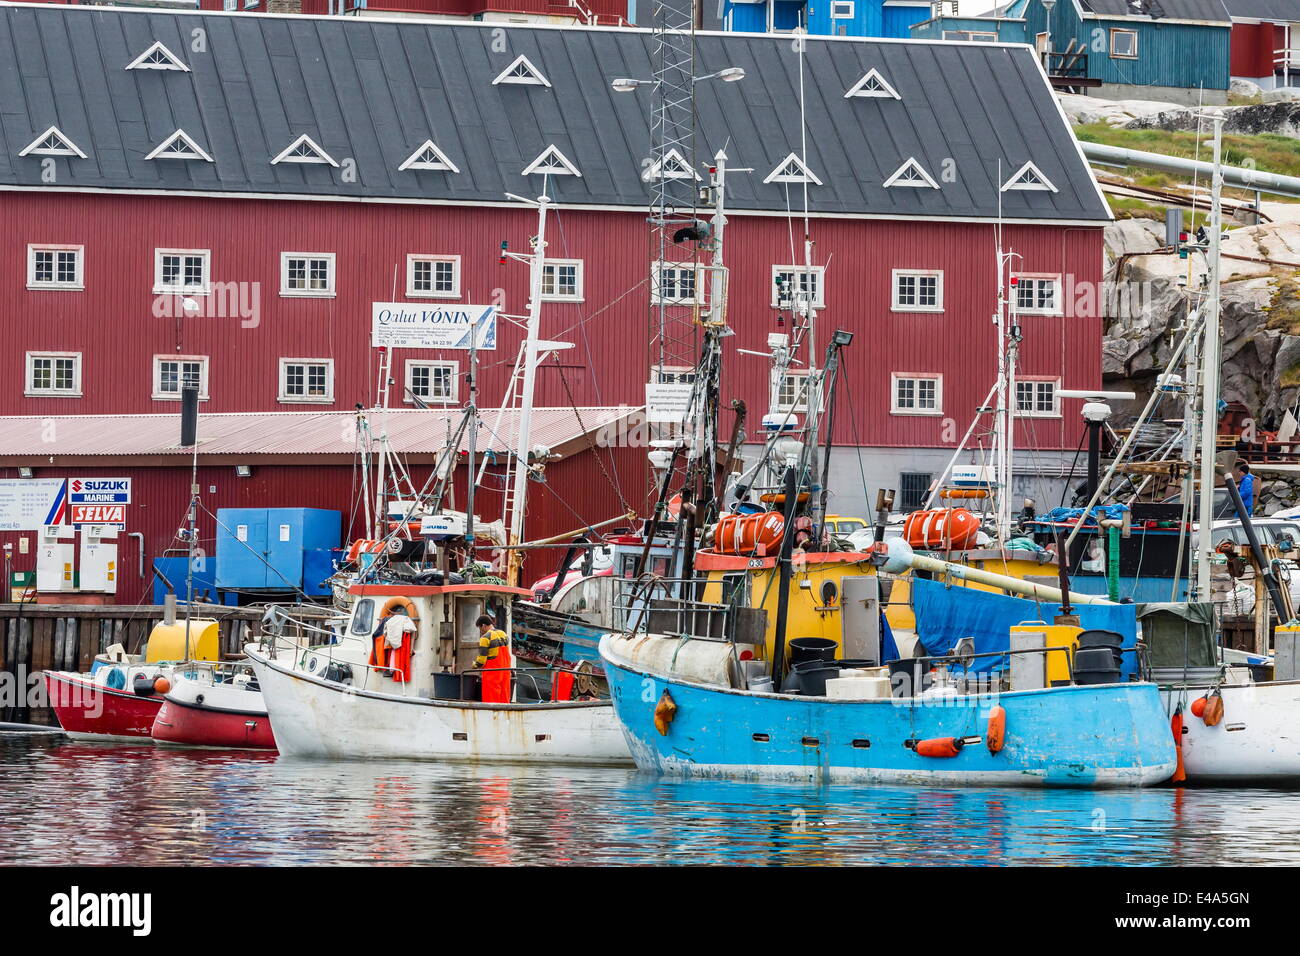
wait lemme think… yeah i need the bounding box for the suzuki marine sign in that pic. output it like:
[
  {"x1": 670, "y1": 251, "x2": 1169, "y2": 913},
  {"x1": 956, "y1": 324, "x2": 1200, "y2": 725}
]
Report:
[
  {"x1": 371, "y1": 304, "x2": 497, "y2": 350},
  {"x1": 69, "y1": 478, "x2": 130, "y2": 527}
]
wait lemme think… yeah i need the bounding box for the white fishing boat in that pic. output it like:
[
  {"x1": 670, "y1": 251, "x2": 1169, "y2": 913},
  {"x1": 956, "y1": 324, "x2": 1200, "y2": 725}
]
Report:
[{"x1": 249, "y1": 181, "x2": 632, "y2": 766}]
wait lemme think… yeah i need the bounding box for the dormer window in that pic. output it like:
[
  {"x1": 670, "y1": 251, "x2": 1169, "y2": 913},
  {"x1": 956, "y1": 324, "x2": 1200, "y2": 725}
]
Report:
[
  {"x1": 398, "y1": 140, "x2": 460, "y2": 173},
  {"x1": 643, "y1": 148, "x2": 700, "y2": 182},
  {"x1": 522, "y1": 145, "x2": 582, "y2": 177},
  {"x1": 18, "y1": 126, "x2": 87, "y2": 159},
  {"x1": 145, "y1": 129, "x2": 214, "y2": 162},
  {"x1": 271, "y1": 134, "x2": 338, "y2": 167},
  {"x1": 883, "y1": 158, "x2": 939, "y2": 189},
  {"x1": 763, "y1": 152, "x2": 822, "y2": 186},
  {"x1": 844, "y1": 68, "x2": 900, "y2": 100},
  {"x1": 126, "y1": 41, "x2": 190, "y2": 72},
  {"x1": 493, "y1": 54, "x2": 551, "y2": 88},
  {"x1": 1001, "y1": 161, "x2": 1057, "y2": 193}
]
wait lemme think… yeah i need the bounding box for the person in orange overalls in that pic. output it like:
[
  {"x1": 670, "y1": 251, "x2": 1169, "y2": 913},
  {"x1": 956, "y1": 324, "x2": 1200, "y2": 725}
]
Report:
[{"x1": 474, "y1": 614, "x2": 512, "y2": 704}]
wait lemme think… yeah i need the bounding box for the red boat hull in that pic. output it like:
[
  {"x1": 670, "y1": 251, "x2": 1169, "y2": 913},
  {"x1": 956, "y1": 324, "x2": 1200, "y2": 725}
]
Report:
[
  {"x1": 43, "y1": 671, "x2": 162, "y2": 740},
  {"x1": 152, "y1": 697, "x2": 277, "y2": 751}
]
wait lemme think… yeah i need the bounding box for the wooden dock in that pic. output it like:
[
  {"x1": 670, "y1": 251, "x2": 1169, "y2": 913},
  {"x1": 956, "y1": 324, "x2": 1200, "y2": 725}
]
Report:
[{"x1": 0, "y1": 601, "x2": 335, "y2": 725}]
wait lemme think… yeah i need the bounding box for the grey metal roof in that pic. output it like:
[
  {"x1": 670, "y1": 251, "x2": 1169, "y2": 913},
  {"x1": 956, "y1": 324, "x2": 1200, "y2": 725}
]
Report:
[
  {"x1": 0, "y1": 4, "x2": 1110, "y2": 222},
  {"x1": 1077, "y1": 0, "x2": 1232, "y2": 21},
  {"x1": 1218, "y1": 0, "x2": 1300, "y2": 20}
]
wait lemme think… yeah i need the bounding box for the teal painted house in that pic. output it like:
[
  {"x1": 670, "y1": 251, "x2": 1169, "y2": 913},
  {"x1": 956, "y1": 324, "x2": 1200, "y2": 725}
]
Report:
[
  {"x1": 718, "y1": 0, "x2": 933, "y2": 38},
  {"x1": 911, "y1": 0, "x2": 1232, "y2": 103}
]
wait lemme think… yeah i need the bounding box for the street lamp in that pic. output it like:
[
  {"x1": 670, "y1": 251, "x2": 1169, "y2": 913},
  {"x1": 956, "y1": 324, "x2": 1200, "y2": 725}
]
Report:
[
  {"x1": 610, "y1": 67, "x2": 745, "y2": 93},
  {"x1": 1042, "y1": 0, "x2": 1057, "y2": 70}
]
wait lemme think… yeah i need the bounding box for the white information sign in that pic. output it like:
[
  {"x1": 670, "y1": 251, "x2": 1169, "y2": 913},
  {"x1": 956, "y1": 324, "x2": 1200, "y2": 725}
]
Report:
[
  {"x1": 0, "y1": 479, "x2": 67, "y2": 531},
  {"x1": 371, "y1": 304, "x2": 497, "y2": 350},
  {"x1": 646, "y1": 382, "x2": 694, "y2": 424}
]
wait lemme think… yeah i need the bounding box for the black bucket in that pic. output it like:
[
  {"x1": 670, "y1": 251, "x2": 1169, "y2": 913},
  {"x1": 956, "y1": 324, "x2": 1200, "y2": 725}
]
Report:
[
  {"x1": 835, "y1": 659, "x2": 878, "y2": 670},
  {"x1": 1077, "y1": 629, "x2": 1125, "y2": 668},
  {"x1": 787, "y1": 637, "x2": 838, "y2": 667},
  {"x1": 1072, "y1": 646, "x2": 1121, "y2": 686},
  {"x1": 886, "y1": 660, "x2": 933, "y2": 698},
  {"x1": 792, "y1": 660, "x2": 839, "y2": 697}
]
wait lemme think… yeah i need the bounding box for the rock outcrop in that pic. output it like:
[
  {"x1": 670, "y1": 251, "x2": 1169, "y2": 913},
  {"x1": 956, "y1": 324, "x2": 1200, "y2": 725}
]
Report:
[{"x1": 1102, "y1": 220, "x2": 1300, "y2": 430}]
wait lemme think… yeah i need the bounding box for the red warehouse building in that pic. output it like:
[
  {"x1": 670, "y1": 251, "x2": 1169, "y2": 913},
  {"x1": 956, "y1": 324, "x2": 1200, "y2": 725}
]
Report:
[
  {"x1": 0, "y1": 4, "x2": 1110, "y2": 592},
  {"x1": 1224, "y1": 0, "x2": 1300, "y2": 89}
]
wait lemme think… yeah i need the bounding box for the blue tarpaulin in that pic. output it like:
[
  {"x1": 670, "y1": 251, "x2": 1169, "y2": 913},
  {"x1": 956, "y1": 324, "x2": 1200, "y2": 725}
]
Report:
[{"x1": 909, "y1": 578, "x2": 1139, "y2": 678}]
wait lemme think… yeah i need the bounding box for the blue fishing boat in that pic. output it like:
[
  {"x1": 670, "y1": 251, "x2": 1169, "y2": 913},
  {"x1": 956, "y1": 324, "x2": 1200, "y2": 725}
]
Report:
[{"x1": 599, "y1": 629, "x2": 1176, "y2": 787}]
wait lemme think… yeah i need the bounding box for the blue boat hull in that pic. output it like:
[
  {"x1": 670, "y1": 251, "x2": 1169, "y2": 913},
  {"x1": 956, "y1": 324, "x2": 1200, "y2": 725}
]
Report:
[{"x1": 600, "y1": 638, "x2": 1176, "y2": 788}]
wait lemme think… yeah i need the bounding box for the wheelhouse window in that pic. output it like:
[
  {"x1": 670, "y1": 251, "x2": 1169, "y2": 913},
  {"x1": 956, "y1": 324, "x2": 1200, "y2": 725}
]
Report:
[
  {"x1": 153, "y1": 355, "x2": 209, "y2": 400},
  {"x1": 1013, "y1": 275, "x2": 1061, "y2": 315},
  {"x1": 891, "y1": 374, "x2": 942, "y2": 415},
  {"x1": 405, "y1": 360, "x2": 458, "y2": 404},
  {"x1": 772, "y1": 266, "x2": 825, "y2": 309},
  {"x1": 1015, "y1": 379, "x2": 1059, "y2": 417},
  {"x1": 407, "y1": 255, "x2": 460, "y2": 298},
  {"x1": 1110, "y1": 29, "x2": 1138, "y2": 59},
  {"x1": 279, "y1": 358, "x2": 334, "y2": 403},
  {"x1": 281, "y1": 253, "x2": 335, "y2": 297},
  {"x1": 26, "y1": 352, "x2": 81, "y2": 397},
  {"x1": 27, "y1": 244, "x2": 83, "y2": 290},
  {"x1": 892, "y1": 270, "x2": 943, "y2": 311},
  {"x1": 541, "y1": 260, "x2": 583, "y2": 301},
  {"x1": 154, "y1": 249, "x2": 210, "y2": 295}
]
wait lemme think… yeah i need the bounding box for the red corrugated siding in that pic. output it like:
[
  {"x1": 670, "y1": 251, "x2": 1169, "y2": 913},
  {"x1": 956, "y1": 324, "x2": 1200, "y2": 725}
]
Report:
[
  {"x1": 1231, "y1": 22, "x2": 1278, "y2": 79},
  {"x1": 1, "y1": 191, "x2": 1103, "y2": 450},
  {"x1": 198, "y1": 0, "x2": 629, "y2": 19},
  {"x1": 0, "y1": 445, "x2": 649, "y2": 597}
]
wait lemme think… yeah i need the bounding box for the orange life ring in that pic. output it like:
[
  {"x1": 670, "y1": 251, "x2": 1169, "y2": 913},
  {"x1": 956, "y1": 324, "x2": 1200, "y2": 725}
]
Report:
[
  {"x1": 986, "y1": 705, "x2": 1006, "y2": 754},
  {"x1": 379, "y1": 596, "x2": 420, "y2": 623}
]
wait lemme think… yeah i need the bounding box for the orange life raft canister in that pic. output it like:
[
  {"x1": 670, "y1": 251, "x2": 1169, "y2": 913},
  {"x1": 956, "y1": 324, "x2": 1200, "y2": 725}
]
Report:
[
  {"x1": 902, "y1": 508, "x2": 981, "y2": 550},
  {"x1": 713, "y1": 512, "x2": 786, "y2": 556}
]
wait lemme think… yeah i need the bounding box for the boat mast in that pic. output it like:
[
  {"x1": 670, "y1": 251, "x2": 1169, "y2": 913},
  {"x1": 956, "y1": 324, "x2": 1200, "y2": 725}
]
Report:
[
  {"x1": 372, "y1": 347, "x2": 394, "y2": 540},
  {"x1": 504, "y1": 187, "x2": 551, "y2": 587},
  {"x1": 1194, "y1": 110, "x2": 1226, "y2": 600}
]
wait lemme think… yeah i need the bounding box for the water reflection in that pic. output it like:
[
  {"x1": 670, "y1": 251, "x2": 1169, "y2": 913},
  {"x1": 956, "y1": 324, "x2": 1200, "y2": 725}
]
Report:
[{"x1": 1, "y1": 735, "x2": 1296, "y2": 866}]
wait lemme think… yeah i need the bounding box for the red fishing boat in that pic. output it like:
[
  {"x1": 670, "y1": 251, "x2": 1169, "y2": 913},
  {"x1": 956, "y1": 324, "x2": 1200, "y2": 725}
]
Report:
[{"x1": 152, "y1": 670, "x2": 276, "y2": 751}]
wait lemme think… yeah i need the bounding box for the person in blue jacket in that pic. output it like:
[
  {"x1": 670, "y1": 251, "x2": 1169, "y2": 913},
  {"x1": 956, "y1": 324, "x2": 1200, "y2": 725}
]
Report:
[{"x1": 1234, "y1": 461, "x2": 1255, "y2": 517}]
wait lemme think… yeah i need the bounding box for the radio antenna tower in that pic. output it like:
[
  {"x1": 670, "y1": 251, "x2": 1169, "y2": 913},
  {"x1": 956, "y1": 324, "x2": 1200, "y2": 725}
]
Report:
[{"x1": 648, "y1": 0, "x2": 700, "y2": 385}]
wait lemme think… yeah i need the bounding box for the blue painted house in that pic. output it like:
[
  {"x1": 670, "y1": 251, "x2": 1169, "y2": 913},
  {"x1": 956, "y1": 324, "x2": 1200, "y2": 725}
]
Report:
[
  {"x1": 912, "y1": 0, "x2": 1232, "y2": 103},
  {"x1": 717, "y1": 0, "x2": 934, "y2": 38}
]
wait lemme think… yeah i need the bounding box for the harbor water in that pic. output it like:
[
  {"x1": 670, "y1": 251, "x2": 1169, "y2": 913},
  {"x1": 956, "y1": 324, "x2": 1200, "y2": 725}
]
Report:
[{"x1": 2, "y1": 734, "x2": 1298, "y2": 866}]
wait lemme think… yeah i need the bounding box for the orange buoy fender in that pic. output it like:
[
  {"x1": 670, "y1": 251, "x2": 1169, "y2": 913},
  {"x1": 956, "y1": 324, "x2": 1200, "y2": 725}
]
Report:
[
  {"x1": 1190, "y1": 696, "x2": 1207, "y2": 718},
  {"x1": 1202, "y1": 690, "x2": 1224, "y2": 727},
  {"x1": 1171, "y1": 708, "x2": 1187, "y2": 784},
  {"x1": 653, "y1": 690, "x2": 677, "y2": 736},
  {"x1": 986, "y1": 706, "x2": 1006, "y2": 754},
  {"x1": 913, "y1": 736, "x2": 964, "y2": 758},
  {"x1": 153, "y1": 676, "x2": 172, "y2": 695}
]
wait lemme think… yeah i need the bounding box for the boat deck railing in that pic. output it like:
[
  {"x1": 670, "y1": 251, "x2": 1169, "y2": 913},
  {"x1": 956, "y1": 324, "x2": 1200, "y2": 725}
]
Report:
[
  {"x1": 616, "y1": 575, "x2": 742, "y2": 642},
  {"x1": 893, "y1": 644, "x2": 1080, "y2": 693}
]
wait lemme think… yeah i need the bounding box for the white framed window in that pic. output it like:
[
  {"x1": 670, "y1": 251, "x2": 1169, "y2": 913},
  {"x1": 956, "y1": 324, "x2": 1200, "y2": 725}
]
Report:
[
  {"x1": 405, "y1": 360, "x2": 459, "y2": 405},
  {"x1": 541, "y1": 259, "x2": 583, "y2": 301},
  {"x1": 772, "y1": 266, "x2": 825, "y2": 309},
  {"x1": 892, "y1": 270, "x2": 943, "y2": 311},
  {"x1": 278, "y1": 358, "x2": 334, "y2": 404},
  {"x1": 154, "y1": 249, "x2": 210, "y2": 295},
  {"x1": 651, "y1": 262, "x2": 703, "y2": 305},
  {"x1": 1110, "y1": 29, "x2": 1138, "y2": 59},
  {"x1": 280, "y1": 252, "x2": 335, "y2": 297},
  {"x1": 25, "y1": 351, "x2": 81, "y2": 397},
  {"x1": 223, "y1": 0, "x2": 236, "y2": 9},
  {"x1": 651, "y1": 365, "x2": 697, "y2": 385},
  {"x1": 1015, "y1": 379, "x2": 1060, "y2": 418},
  {"x1": 774, "y1": 370, "x2": 812, "y2": 413},
  {"x1": 153, "y1": 355, "x2": 209, "y2": 400},
  {"x1": 406, "y1": 255, "x2": 460, "y2": 298},
  {"x1": 27, "y1": 244, "x2": 83, "y2": 290},
  {"x1": 891, "y1": 373, "x2": 942, "y2": 416},
  {"x1": 830, "y1": 0, "x2": 854, "y2": 16},
  {"x1": 1013, "y1": 275, "x2": 1061, "y2": 315},
  {"x1": 944, "y1": 30, "x2": 998, "y2": 41}
]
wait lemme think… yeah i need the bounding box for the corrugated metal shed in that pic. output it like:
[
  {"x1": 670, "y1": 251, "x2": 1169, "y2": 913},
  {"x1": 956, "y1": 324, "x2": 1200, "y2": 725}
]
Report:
[
  {"x1": 0, "y1": 406, "x2": 641, "y2": 461},
  {"x1": 0, "y1": 3, "x2": 1110, "y2": 222}
]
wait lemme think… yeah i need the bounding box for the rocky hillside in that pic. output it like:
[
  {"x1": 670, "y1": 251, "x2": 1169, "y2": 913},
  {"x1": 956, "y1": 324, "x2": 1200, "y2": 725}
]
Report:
[{"x1": 1102, "y1": 219, "x2": 1300, "y2": 431}]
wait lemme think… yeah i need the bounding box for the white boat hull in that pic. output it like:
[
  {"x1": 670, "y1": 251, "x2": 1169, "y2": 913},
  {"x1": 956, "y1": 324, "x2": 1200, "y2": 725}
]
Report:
[
  {"x1": 246, "y1": 648, "x2": 632, "y2": 766},
  {"x1": 1165, "y1": 679, "x2": 1300, "y2": 782}
]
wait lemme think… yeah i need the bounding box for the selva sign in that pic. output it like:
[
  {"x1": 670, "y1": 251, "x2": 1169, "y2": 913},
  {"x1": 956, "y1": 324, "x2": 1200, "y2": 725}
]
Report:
[
  {"x1": 70, "y1": 504, "x2": 126, "y2": 525},
  {"x1": 69, "y1": 478, "x2": 132, "y2": 504}
]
